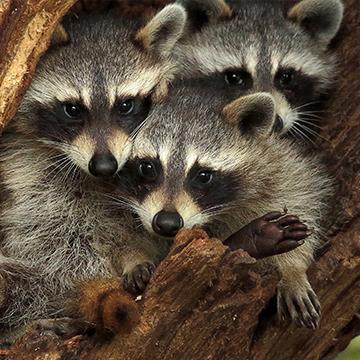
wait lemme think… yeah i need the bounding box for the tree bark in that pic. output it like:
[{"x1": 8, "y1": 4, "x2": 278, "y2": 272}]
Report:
[
  {"x1": 1, "y1": 0, "x2": 360, "y2": 359},
  {"x1": 0, "y1": 0, "x2": 77, "y2": 131}
]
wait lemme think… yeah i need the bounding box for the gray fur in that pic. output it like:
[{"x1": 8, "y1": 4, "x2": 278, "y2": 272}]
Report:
[
  {"x1": 127, "y1": 82, "x2": 335, "y2": 326},
  {"x1": 136, "y1": 4, "x2": 187, "y2": 57},
  {"x1": 0, "y1": 9, "x2": 180, "y2": 338},
  {"x1": 289, "y1": 0, "x2": 344, "y2": 45},
  {"x1": 173, "y1": 0, "x2": 343, "y2": 135},
  {"x1": 0, "y1": 142, "x2": 165, "y2": 329}
]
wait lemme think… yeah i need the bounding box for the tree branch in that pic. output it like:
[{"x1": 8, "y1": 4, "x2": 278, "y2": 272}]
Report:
[{"x1": 0, "y1": 0, "x2": 77, "y2": 131}]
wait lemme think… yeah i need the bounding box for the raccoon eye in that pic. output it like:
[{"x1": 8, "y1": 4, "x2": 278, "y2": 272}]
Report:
[
  {"x1": 224, "y1": 70, "x2": 252, "y2": 89},
  {"x1": 276, "y1": 69, "x2": 297, "y2": 89},
  {"x1": 118, "y1": 99, "x2": 135, "y2": 115},
  {"x1": 63, "y1": 103, "x2": 82, "y2": 119},
  {"x1": 138, "y1": 161, "x2": 157, "y2": 181},
  {"x1": 193, "y1": 170, "x2": 213, "y2": 186}
]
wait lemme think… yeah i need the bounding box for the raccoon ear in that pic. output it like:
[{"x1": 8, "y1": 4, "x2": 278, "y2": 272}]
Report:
[
  {"x1": 223, "y1": 93, "x2": 276, "y2": 137},
  {"x1": 177, "y1": 0, "x2": 232, "y2": 32},
  {"x1": 135, "y1": 4, "x2": 187, "y2": 58},
  {"x1": 50, "y1": 23, "x2": 70, "y2": 47},
  {"x1": 288, "y1": 0, "x2": 344, "y2": 45}
]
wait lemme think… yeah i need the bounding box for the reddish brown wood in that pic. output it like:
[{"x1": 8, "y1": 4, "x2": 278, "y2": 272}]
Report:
[{"x1": 0, "y1": 0, "x2": 77, "y2": 131}]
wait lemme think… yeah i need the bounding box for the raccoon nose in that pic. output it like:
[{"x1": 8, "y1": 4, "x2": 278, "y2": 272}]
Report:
[
  {"x1": 88, "y1": 153, "x2": 118, "y2": 177},
  {"x1": 152, "y1": 211, "x2": 184, "y2": 237}
]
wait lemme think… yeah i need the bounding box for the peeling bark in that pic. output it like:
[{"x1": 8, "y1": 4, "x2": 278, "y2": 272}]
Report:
[
  {"x1": 0, "y1": 0, "x2": 359, "y2": 359},
  {"x1": 5, "y1": 225, "x2": 360, "y2": 360}
]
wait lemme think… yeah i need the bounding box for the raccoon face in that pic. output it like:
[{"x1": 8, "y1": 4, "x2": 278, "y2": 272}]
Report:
[
  {"x1": 120, "y1": 89, "x2": 276, "y2": 238},
  {"x1": 15, "y1": 5, "x2": 186, "y2": 178},
  {"x1": 175, "y1": 0, "x2": 343, "y2": 137},
  {"x1": 25, "y1": 95, "x2": 152, "y2": 177},
  {"x1": 122, "y1": 156, "x2": 241, "y2": 237}
]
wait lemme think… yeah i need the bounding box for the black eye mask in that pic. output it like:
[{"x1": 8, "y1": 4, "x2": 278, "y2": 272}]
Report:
[
  {"x1": 112, "y1": 95, "x2": 152, "y2": 135},
  {"x1": 185, "y1": 162, "x2": 241, "y2": 209},
  {"x1": 119, "y1": 156, "x2": 163, "y2": 202}
]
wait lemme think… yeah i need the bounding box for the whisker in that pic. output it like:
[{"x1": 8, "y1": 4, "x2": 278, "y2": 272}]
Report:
[
  {"x1": 100, "y1": 193, "x2": 149, "y2": 218},
  {"x1": 297, "y1": 113, "x2": 322, "y2": 121},
  {"x1": 47, "y1": 158, "x2": 73, "y2": 182},
  {"x1": 41, "y1": 156, "x2": 69, "y2": 172},
  {"x1": 188, "y1": 202, "x2": 238, "y2": 225},
  {"x1": 69, "y1": 162, "x2": 79, "y2": 184},
  {"x1": 296, "y1": 124, "x2": 330, "y2": 143},
  {"x1": 291, "y1": 125, "x2": 318, "y2": 146},
  {"x1": 128, "y1": 117, "x2": 150, "y2": 141},
  {"x1": 46, "y1": 157, "x2": 71, "y2": 178},
  {"x1": 298, "y1": 110, "x2": 326, "y2": 114},
  {"x1": 63, "y1": 161, "x2": 78, "y2": 184},
  {"x1": 292, "y1": 101, "x2": 321, "y2": 111},
  {"x1": 296, "y1": 119, "x2": 323, "y2": 129}
]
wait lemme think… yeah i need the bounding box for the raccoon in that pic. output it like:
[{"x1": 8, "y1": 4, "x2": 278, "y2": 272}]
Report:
[
  {"x1": 120, "y1": 81, "x2": 334, "y2": 328},
  {"x1": 0, "y1": 4, "x2": 186, "y2": 339},
  {"x1": 173, "y1": 0, "x2": 343, "y2": 137}
]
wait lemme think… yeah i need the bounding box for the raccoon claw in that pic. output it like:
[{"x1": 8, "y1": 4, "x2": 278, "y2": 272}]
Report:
[
  {"x1": 33, "y1": 317, "x2": 93, "y2": 338},
  {"x1": 224, "y1": 211, "x2": 309, "y2": 259},
  {"x1": 122, "y1": 261, "x2": 156, "y2": 295},
  {"x1": 277, "y1": 287, "x2": 321, "y2": 329}
]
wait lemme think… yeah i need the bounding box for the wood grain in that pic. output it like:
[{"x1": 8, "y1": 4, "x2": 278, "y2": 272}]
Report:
[{"x1": 0, "y1": 0, "x2": 77, "y2": 131}]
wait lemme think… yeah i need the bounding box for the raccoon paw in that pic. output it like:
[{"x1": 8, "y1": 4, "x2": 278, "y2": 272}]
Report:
[
  {"x1": 122, "y1": 261, "x2": 156, "y2": 295},
  {"x1": 265, "y1": 211, "x2": 311, "y2": 253},
  {"x1": 224, "y1": 211, "x2": 310, "y2": 259},
  {"x1": 277, "y1": 285, "x2": 321, "y2": 329},
  {"x1": 33, "y1": 317, "x2": 93, "y2": 338}
]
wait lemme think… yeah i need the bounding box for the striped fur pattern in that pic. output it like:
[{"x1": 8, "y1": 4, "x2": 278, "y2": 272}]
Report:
[
  {"x1": 123, "y1": 83, "x2": 335, "y2": 326},
  {"x1": 173, "y1": 0, "x2": 343, "y2": 137},
  {"x1": 0, "y1": 6, "x2": 185, "y2": 338}
]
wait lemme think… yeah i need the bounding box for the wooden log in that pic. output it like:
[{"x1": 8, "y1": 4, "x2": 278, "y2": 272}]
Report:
[{"x1": 0, "y1": 0, "x2": 77, "y2": 131}]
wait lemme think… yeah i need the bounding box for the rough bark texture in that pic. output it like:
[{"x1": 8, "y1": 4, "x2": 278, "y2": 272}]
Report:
[
  {"x1": 0, "y1": 0, "x2": 359, "y2": 359},
  {"x1": 0, "y1": 0, "x2": 77, "y2": 131}
]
